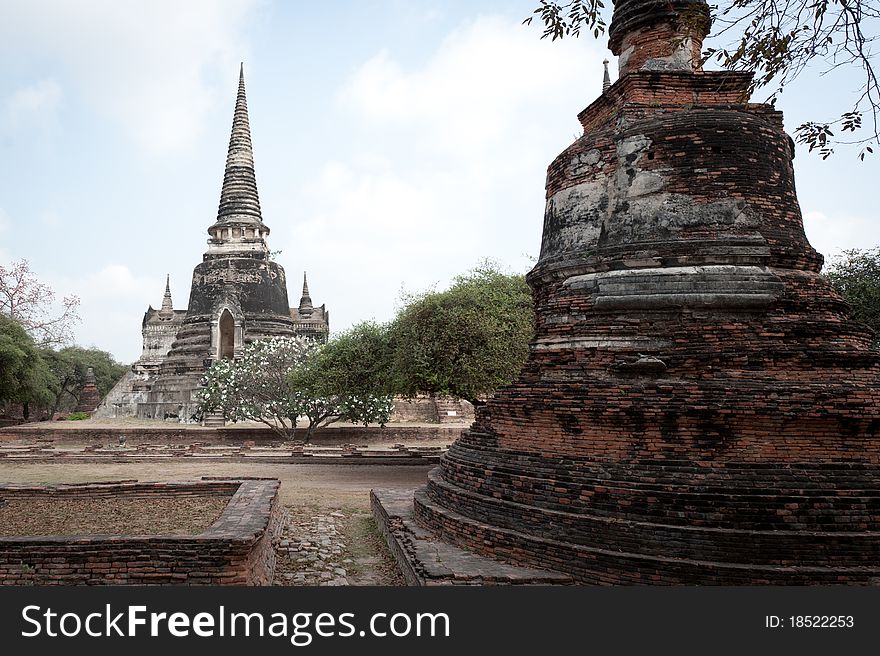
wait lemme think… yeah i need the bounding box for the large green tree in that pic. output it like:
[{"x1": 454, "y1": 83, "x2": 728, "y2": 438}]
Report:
[
  {"x1": 0, "y1": 315, "x2": 53, "y2": 418},
  {"x1": 42, "y1": 346, "x2": 128, "y2": 415},
  {"x1": 824, "y1": 248, "x2": 880, "y2": 341},
  {"x1": 311, "y1": 321, "x2": 395, "y2": 398},
  {"x1": 388, "y1": 262, "x2": 535, "y2": 405},
  {"x1": 288, "y1": 342, "x2": 394, "y2": 440},
  {"x1": 525, "y1": 0, "x2": 879, "y2": 158}
]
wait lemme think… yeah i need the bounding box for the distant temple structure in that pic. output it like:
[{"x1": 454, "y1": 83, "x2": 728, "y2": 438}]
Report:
[
  {"x1": 95, "y1": 65, "x2": 328, "y2": 420},
  {"x1": 290, "y1": 272, "x2": 330, "y2": 342}
]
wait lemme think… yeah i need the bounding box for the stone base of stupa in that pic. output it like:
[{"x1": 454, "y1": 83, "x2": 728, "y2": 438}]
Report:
[
  {"x1": 370, "y1": 487, "x2": 573, "y2": 586},
  {"x1": 375, "y1": 455, "x2": 880, "y2": 586}
]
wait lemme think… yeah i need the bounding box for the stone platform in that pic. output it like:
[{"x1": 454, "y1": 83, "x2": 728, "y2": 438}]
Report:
[{"x1": 371, "y1": 487, "x2": 572, "y2": 585}]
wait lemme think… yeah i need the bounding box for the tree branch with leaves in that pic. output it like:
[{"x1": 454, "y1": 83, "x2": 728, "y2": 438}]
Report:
[{"x1": 524, "y1": 0, "x2": 880, "y2": 158}]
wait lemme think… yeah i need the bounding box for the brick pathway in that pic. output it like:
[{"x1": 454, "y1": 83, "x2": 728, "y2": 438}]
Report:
[{"x1": 273, "y1": 507, "x2": 404, "y2": 586}]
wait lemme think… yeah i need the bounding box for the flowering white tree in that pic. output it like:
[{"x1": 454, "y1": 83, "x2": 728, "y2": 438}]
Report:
[
  {"x1": 196, "y1": 336, "x2": 394, "y2": 442},
  {"x1": 0, "y1": 259, "x2": 80, "y2": 347},
  {"x1": 196, "y1": 336, "x2": 310, "y2": 440}
]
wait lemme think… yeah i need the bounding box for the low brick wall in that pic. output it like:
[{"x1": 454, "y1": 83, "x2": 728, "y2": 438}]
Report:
[
  {"x1": 0, "y1": 479, "x2": 283, "y2": 586},
  {"x1": 391, "y1": 396, "x2": 475, "y2": 424},
  {"x1": 0, "y1": 424, "x2": 462, "y2": 446}
]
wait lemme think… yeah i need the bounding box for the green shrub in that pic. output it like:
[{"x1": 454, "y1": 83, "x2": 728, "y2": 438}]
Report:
[{"x1": 66, "y1": 411, "x2": 90, "y2": 421}]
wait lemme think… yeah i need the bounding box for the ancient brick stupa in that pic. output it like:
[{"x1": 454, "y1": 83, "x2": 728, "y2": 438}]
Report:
[
  {"x1": 375, "y1": 0, "x2": 880, "y2": 584},
  {"x1": 94, "y1": 66, "x2": 330, "y2": 420},
  {"x1": 142, "y1": 65, "x2": 301, "y2": 419}
]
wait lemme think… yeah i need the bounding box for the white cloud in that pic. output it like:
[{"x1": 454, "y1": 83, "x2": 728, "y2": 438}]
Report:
[
  {"x1": 4, "y1": 79, "x2": 62, "y2": 117},
  {"x1": 341, "y1": 16, "x2": 599, "y2": 159},
  {"x1": 0, "y1": 0, "x2": 262, "y2": 154},
  {"x1": 1, "y1": 79, "x2": 62, "y2": 137},
  {"x1": 279, "y1": 15, "x2": 605, "y2": 333},
  {"x1": 48, "y1": 264, "x2": 167, "y2": 362},
  {"x1": 803, "y1": 210, "x2": 880, "y2": 263}
]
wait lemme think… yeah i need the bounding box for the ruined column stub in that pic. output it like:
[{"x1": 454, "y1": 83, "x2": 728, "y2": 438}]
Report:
[
  {"x1": 390, "y1": 0, "x2": 880, "y2": 585},
  {"x1": 74, "y1": 367, "x2": 101, "y2": 414},
  {"x1": 608, "y1": 0, "x2": 710, "y2": 75}
]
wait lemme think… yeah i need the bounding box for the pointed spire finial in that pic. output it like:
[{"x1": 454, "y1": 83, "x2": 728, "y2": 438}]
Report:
[
  {"x1": 160, "y1": 274, "x2": 174, "y2": 315},
  {"x1": 602, "y1": 59, "x2": 611, "y2": 92},
  {"x1": 299, "y1": 271, "x2": 314, "y2": 317},
  {"x1": 212, "y1": 63, "x2": 264, "y2": 231}
]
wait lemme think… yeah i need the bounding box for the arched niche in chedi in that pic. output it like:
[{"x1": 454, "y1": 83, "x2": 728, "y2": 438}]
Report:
[
  {"x1": 217, "y1": 308, "x2": 236, "y2": 360},
  {"x1": 373, "y1": 0, "x2": 880, "y2": 585}
]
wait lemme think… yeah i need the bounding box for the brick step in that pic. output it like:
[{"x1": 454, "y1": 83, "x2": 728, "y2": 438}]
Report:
[
  {"x1": 444, "y1": 443, "x2": 880, "y2": 491},
  {"x1": 201, "y1": 411, "x2": 226, "y2": 428},
  {"x1": 415, "y1": 479, "x2": 880, "y2": 582}
]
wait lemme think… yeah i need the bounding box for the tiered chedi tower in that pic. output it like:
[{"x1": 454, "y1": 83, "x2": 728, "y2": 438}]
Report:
[
  {"x1": 140, "y1": 65, "x2": 302, "y2": 419},
  {"x1": 401, "y1": 0, "x2": 880, "y2": 583}
]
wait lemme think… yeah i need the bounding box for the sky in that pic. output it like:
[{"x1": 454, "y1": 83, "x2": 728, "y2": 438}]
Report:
[{"x1": 1, "y1": 0, "x2": 877, "y2": 363}]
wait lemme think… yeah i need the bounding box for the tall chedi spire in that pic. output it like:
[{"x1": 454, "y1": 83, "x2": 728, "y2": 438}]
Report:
[
  {"x1": 206, "y1": 63, "x2": 269, "y2": 255},
  {"x1": 161, "y1": 274, "x2": 173, "y2": 309}
]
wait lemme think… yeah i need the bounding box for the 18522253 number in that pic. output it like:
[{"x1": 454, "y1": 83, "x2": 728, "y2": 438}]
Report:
[{"x1": 790, "y1": 616, "x2": 854, "y2": 628}]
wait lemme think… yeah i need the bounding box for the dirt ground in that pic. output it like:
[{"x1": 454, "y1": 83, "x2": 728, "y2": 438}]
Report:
[
  {"x1": 0, "y1": 461, "x2": 429, "y2": 585},
  {"x1": 0, "y1": 494, "x2": 229, "y2": 536}
]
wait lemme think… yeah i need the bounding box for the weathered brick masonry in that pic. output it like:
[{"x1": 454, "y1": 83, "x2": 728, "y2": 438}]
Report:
[
  {"x1": 0, "y1": 480, "x2": 283, "y2": 585},
  {"x1": 402, "y1": 0, "x2": 880, "y2": 584}
]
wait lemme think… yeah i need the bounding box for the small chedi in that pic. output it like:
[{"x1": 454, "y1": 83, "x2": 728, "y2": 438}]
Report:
[
  {"x1": 376, "y1": 0, "x2": 880, "y2": 584},
  {"x1": 73, "y1": 367, "x2": 101, "y2": 414},
  {"x1": 96, "y1": 66, "x2": 329, "y2": 420}
]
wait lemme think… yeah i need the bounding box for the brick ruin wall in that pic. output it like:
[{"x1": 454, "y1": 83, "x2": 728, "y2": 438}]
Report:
[
  {"x1": 484, "y1": 72, "x2": 880, "y2": 456},
  {"x1": 390, "y1": 396, "x2": 475, "y2": 424},
  {"x1": 0, "y1": 480, "x2": 283, "y2": 585}
]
